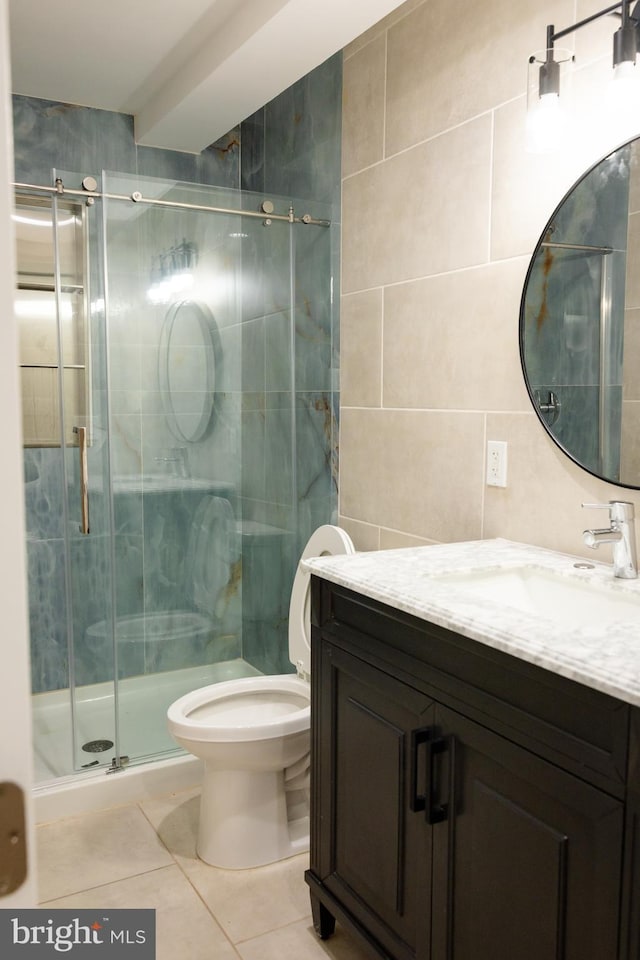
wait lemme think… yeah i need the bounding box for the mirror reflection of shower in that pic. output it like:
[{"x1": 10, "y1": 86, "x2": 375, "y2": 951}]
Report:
[{"x1": 520, "y1": 138, "x2": 640, "y2": 487}]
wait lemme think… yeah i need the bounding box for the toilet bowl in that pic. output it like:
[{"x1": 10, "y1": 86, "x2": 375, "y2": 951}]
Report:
[{"x1": 167, "y1": 524, "x2": 355, "y2": 869}]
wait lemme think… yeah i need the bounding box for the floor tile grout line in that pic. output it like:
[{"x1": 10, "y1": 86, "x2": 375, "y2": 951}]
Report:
[
  {"x1": 135, "y1": 796, "x2": 246, "y2": 955},
  {"x1": 232, "y1": 911, "x2": 315, "y2": 946},
  {"x1": 136, "y1": 797, "x2": 317, "y2": 949},
  {"x1": 39, "y1": 862, "x2": 177, "y2": 906},
  {"x1": 38, "y1": 796, "x2": 315, "y2": 957}
]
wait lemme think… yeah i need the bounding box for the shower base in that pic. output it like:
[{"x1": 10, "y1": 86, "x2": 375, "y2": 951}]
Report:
[{"x1": 32, "y1": 658, "x2": 261, "y2": 823}]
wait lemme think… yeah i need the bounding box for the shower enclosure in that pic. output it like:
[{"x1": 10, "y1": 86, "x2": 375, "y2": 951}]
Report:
[{"x1": 16, "y1": 170, "x2": 337, "y2": 785}]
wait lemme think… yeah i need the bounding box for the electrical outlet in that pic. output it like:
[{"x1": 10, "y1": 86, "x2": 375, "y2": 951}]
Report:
[{"x1": 486, "y1": 440, "x2": 508, "y2": 487}]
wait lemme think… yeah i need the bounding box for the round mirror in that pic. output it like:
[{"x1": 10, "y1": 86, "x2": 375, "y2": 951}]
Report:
[
  {"x1": 520, "y1": 136, "x2": 640, "y2": 488},
  {"x1": 158, "y1": 300, "x2": 217, "y2": 443}
]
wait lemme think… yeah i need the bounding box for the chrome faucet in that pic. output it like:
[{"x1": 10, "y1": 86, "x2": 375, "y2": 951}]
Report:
[{"x1": 582, "y1": 501, "x2": 638, "y2": 579}]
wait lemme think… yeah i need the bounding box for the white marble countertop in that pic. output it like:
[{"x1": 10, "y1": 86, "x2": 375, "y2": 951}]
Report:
[{"x1": 304, "y1": 538, "x2": 640, "y2": 708}]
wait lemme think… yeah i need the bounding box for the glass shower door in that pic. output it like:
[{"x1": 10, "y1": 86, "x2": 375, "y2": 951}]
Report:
[
  {"x1": 61, "y1": 184, "x2": 120, "y2": 774},
  {"x1": 19, "y1": 174, "x2": 119, "y2": 779},
  {"x1": 23, "y1": 168, "x2": 336, "y2": 782},
  {"x1": 101, "y1": 173, "x2": 300, "y2": 766}
]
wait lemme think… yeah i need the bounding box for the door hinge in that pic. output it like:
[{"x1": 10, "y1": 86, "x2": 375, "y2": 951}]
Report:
[
  {"x1": 0, "y1": 782, "x2": 27, "y2": 896},
  {"x1": 106, "y1": 755, "x2": 130, "y2": 775}
]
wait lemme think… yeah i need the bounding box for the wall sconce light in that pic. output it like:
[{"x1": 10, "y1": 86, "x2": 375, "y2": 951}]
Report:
[
  {"x1": 613, "y1": 0, "x2": 640, "y2": 77},
  {"x1": 528, "y1": 1, "x2": 640, "y2": 151}
]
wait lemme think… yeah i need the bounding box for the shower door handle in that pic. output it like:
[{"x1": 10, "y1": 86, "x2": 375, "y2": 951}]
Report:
[{"x1": 73, "y1": 426, "x2": 90, "y2": 534}]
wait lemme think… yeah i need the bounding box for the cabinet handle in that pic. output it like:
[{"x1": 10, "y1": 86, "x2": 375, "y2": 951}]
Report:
[
  {"x1": 426, "y1": 735, "x2": 451, "y2": 825},
  {"x1": 410, "y1": 727, "x2": 431, "y2": 812}
]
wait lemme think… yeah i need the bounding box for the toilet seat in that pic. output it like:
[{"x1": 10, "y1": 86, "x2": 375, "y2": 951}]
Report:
[
  {"x1": 167, "y1": 525, "x2": 355, "y2": 746},
  {"x1": 167, "y1": 675, "x2": 310, "y2": 743},
  {"x1": 288, "y1": 524, "x2": 355, "y2": 678}
]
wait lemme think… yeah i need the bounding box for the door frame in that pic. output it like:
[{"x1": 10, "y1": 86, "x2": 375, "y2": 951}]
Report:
[{"x1": 0, "y1": 0, "x2": 37, "y2": 907}]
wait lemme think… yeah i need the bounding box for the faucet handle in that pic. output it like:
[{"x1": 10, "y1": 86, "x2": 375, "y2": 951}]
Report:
[{"x1": 582, "y1": 501, "x2": 635, "y2": 520}]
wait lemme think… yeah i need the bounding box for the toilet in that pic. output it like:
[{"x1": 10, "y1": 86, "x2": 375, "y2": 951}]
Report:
[{"x1": 166, "y1": 524, "x2": 355, "y2": 869}]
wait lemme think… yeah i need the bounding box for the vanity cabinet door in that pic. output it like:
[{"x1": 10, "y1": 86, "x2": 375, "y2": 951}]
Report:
[
  {"x1": 310, "y1": 643, "x2": 434, "y2": 960},
  {"x1": 432, "y1": 706, "x2": 624, "y2": 960}
]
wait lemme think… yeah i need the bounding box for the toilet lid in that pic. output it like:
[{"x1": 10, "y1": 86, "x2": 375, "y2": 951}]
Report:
[{"x1": 288, "y1": 524, "x2": 355, "y2": 678}]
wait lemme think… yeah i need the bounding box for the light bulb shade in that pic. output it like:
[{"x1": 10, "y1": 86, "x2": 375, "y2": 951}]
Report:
[
  {"x1": 539, "y1": 57, "x2": 560, "y2": 97},
  {"x1": 526, "y1": 47, "x2": 573, "y2": 153},
  {"x1": 613, "y1": 59, "x2": 639, "y2": 82},
  {"x1": 613, "y1": 18, "x2": 638, "y2": 68}
]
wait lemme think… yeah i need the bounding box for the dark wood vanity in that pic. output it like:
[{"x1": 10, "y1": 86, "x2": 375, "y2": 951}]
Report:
[{"x1": 305, "y1": 576, "x2": 640, "y2": 960}]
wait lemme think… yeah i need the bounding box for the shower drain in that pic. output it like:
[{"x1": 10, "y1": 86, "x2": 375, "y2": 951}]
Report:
[{"x1": 81, "y1": 739, "x2": 114, "y2": 754}]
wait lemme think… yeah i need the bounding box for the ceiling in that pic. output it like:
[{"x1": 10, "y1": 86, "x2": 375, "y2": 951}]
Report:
[{"x1": 8, "y1": 0, "x2": 406, "y2": 153}]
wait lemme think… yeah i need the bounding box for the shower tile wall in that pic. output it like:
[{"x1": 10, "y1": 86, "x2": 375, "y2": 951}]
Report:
[
  {"x1": 239, "y1": 53, "x2": 342, "y2": 673},
  {"x1": 16, "y1": 50, "x2": 342, "y2": 690}
]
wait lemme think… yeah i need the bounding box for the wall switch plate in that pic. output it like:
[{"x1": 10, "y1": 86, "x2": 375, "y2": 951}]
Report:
[{"x1": 486, "y1": 440, "x2": 508, "y2": 487}]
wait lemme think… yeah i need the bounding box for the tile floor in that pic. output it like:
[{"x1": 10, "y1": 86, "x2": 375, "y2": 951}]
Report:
[{"x1": 36, "y1": 787, "x2": 371, "y2": 960}]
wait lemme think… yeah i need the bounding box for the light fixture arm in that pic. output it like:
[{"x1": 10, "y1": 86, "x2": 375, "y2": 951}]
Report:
[
  {"x1": 528, "y1": 1, "x2": 640, "y2": 151},
  {"x1": 546, "y1": 1, "x2": 634, "y2": 49},
  {"x1": 536, "y1": 2, "x2": 640, "y2": 103}
]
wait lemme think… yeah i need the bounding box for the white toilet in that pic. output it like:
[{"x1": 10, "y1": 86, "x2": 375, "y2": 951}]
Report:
[{"x1": 167, "y1": 524, "x2": 355, "y2": 869}]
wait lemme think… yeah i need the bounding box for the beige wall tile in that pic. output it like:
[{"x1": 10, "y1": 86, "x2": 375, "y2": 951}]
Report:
[
  {"x1": 382, "y1": 260, "x2": 531, "y2": 411},
  {"x1": 490, "y1": 97, "x2": 591, "y2": 262},
  {"x1": 575, "y1": 0, "x2": 619, "y2": 66},
  {"x1": 340, "y1": 0, "x2": 640, "y2": 552},
  {"x1": 338, "y1": 516, "x2": 381, "y2": 551},
  {"x1": 626, "y1": 214, "x2": 640, "y2": 310},
  {"x1": 379, "y1": 527, "x2": 436, "y2": 548},
  {"x1": 621, "y1": 402, "x2": 640, "y2": 482},
  {"x1": 342, "y1": 35, "x2": 386, "y2": 177},
  {"x1": 344, "y1": 0, "x2": 424, "y2": 60},
  {"x1": 385, "y1": 0, "x2": 573, "y2": 154},
  {"x1": 341, "y1": 289, "x2": 383, "y2": 406},
  {"x1": 482, "y1": 413, "x2": 640, "y2": 554},
  {"x1": 340, "y1": 408, "x2": 484, "y2": 541},
  {"x1": 623, "y1": 308, "x2": 640, "y2": 401},
  {"x1": 343, "y1": 115, "x2": 492, "y2": 293}
]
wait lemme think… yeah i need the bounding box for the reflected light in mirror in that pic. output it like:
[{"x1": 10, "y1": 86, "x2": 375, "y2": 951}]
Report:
[
  {"x1": 147, "y1": 271, "x2": 194, "y2": 305},
  {"x1": 14, "y1": 298, "x2": 73, "y2": 321},
  {"x1": 12, "y1": 213, "x2": 77, "y2": 229}
]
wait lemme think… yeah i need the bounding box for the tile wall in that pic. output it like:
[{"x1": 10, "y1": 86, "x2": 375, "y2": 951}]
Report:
[
  {"x1": 15, "y1": 98, "x2": 241, "y2": 694},
  {"x1": 339, "y1": 0, "x2": 640, "y2": 556},
  {"x1": 16, "y1": 49, "x2": 342, "y2": 692}
]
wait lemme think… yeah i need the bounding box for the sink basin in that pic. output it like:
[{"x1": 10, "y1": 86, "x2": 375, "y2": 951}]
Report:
[{"x1": 433, "y1": 566, "x2": 640, "y2": 628}]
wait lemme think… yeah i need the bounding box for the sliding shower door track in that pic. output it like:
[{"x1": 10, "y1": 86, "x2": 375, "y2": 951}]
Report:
[{"x1": 13, "y1": 178, "x2": 331, "y2": 227}]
